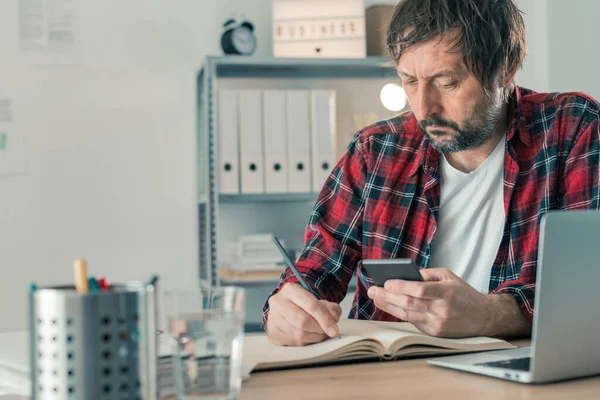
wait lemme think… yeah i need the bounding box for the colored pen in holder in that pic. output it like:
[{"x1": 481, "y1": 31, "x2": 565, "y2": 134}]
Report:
[{"x1": 29, "y1": 279, "x2": 159, "y2": 400}]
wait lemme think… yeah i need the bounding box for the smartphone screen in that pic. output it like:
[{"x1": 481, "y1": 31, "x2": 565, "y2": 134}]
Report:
[{"x1": 362, "y1": 258, "x2": 424, "y2": 287}]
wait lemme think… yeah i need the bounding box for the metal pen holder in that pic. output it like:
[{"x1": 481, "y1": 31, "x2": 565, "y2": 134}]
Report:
[{"x1": 29, "y1": 281, "x2": 159, "y2": 400}]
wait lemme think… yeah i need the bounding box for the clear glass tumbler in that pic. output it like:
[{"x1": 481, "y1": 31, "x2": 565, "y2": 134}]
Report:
[{"x1": 164, "y1": 286, "x2": 246, "y2": 400}]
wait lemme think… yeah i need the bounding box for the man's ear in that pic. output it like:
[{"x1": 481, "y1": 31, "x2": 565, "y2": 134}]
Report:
[{"x1": 499, "y1": 65, "x2": 519, "y2": 88}]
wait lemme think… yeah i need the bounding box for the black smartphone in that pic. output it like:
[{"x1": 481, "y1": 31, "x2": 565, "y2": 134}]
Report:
[{"x1": 362, "y1": 258, "x2": 424, "y2": 287}]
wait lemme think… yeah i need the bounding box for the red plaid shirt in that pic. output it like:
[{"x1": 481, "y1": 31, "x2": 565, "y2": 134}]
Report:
[{"x1": 264, "y1": 86, "x2": 600, "y2": 325}]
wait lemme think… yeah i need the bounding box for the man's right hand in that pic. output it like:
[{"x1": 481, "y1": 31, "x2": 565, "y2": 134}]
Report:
[{"x1": 266, "y1": 283, "x2": 342, "y2": 346}]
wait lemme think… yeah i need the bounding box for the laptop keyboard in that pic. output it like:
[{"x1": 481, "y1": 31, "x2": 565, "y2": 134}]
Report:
[{"x1": 475, "y1": 357, "x2": 531, "y2": 371}]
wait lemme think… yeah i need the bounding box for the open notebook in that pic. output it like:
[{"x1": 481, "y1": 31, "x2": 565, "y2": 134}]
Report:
[{"x1": 244, "y1": 319, "x2": 515, "y2": 371}]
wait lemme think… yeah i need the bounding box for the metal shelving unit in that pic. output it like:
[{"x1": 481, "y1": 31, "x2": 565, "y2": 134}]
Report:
[
  {"x1": 196, "y1": 56, "x2": 399, "y2": 326},
  {"x1": 197, "y1": 55, "x2": 398, "y2": 290}
]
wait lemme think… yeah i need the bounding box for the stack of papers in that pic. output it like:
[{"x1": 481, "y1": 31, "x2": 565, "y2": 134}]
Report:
[
  {"x1": 0, "y1": 331, "x2": 29, "y2": 397},
  {"x1": 224, "y1": 234, "x2": 287, "y2": 272}
]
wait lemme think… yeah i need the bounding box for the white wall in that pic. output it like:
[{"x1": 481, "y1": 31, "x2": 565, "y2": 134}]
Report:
[
  {"x1": 515, "y1": 0, "x2": 550, "y2": 92},
  {"x1": 0, "y1": 0, "x2": 220, "y2": 331},
  {"x1": 546, "y1": 0, "x2": 600, "y2": 98},
  {"x1": 512, "y1": 0, "x2": 600, "y2": 98}
]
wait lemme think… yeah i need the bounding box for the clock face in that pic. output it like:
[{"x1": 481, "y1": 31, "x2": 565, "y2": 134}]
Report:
[{"x1": 232, "y1": 27, "x2": 256, "y2": 55}]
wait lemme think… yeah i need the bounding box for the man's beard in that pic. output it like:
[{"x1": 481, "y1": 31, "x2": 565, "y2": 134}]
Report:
[{"x1": 418, "y1": 93, "x2": 504, "y2": 153}]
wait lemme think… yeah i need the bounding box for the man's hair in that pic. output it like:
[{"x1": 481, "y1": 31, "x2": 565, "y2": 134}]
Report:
[{"x1": 386, "y1": 0, "x2": 526, "y2": 99}]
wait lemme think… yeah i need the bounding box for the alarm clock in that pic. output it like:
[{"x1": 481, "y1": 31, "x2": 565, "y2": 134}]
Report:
[{"x1": 221, "y1": 18, "x2": 257, "y2": 56}]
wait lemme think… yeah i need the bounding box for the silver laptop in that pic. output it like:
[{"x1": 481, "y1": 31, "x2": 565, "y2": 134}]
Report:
[{"x1": 428, "y1": 210, "x2": 600, "y2": 383}]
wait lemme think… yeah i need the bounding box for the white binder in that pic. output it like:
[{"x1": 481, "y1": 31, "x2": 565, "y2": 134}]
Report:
[
  {"x1": 239, "y1": 90, "x2": 265, "y2": 194},
  {"x1": 263, "y1": 90, "x2": 288, "y2": 193},
  {"x1": 217, "y1": 90, "x2": 240, "y2": 194},
  {"x1": 286, "y1": 90, "x2": 312, "y2": 192},
  {"x1": 311, "y1": 90, "x2": 336, "y2": 192}
]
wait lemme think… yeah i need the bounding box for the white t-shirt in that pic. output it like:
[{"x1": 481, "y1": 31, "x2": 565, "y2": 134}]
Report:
[{"x1": 428, "y1": 136, "x2": 506, "y2": 293}]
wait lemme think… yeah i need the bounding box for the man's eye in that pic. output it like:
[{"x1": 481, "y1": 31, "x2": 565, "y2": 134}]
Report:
[{"x1": 441, "y1": 82, "x2": 457, "y2": 90}]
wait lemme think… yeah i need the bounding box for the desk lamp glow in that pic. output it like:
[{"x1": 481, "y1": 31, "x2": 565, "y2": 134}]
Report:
[{"x1": 380, "y1": 83, "x2": 407, "y2": 112}]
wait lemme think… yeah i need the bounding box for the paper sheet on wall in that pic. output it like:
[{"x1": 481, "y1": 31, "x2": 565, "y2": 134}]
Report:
[
  {"x1": 18, "y1": 0, "x2": 79, "y2": 64},
  {"x1": 0, "y1": 95, "x2": 26, "y2": 178}
]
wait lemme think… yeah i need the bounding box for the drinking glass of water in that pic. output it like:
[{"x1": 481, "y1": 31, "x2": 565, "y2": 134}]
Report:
[{"x1": 164, "y1": 286, "x2": 246, "y2": 400}]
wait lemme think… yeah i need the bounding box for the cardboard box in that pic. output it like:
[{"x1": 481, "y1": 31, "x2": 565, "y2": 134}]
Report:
[
  {"x1": 272, "y1": 0, "x2": 367, "y2": 58},
  {"x1": 366, "y1": 5, "x2": 395, "y2": 57}
]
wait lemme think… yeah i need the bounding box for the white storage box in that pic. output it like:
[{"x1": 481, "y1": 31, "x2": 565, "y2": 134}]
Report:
[{"x1": 272, "y1": 0, "x2": 366, "y2": 58}]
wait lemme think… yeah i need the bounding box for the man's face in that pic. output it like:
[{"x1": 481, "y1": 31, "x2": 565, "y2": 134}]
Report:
[{"x1": 396, "y1": 33, "x2": 504, "y2": 153}]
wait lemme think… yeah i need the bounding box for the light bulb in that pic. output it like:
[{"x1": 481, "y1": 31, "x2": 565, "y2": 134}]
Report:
[{"x1": 380, "y1": 83, "x2": 407, "y2": 112}]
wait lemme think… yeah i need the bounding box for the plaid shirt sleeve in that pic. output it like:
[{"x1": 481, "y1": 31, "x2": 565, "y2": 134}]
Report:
[
  {"x1": 262, "y1": 133, "x2": 368, "y2": 325},
  {"x1": 492, "y1": 97, "x2": 600, "y2": 322}
]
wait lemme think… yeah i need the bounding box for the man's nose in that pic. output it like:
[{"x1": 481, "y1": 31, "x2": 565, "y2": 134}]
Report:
[{"x1": 411, "y1": 85, "x2": 441, "y2": 121}]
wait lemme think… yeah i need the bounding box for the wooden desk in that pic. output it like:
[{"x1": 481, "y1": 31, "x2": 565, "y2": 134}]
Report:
[{"x1": 240, "y1": 341, "x2": 600, "y2": 400}]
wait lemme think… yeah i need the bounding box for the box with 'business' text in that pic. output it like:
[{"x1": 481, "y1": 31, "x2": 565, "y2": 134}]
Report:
[{"x1": 272, "y1": 0, "x2": 366, "y2": 58}]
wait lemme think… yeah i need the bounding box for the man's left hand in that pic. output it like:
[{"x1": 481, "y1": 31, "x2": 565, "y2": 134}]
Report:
[{"x1": 367, "y1": 268, "x2": 494, "y2": 338}]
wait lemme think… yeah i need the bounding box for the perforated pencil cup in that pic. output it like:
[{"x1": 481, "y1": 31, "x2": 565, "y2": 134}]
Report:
[{"x1": 29, "y1": 281, "x2": 159, "y2": 400}]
